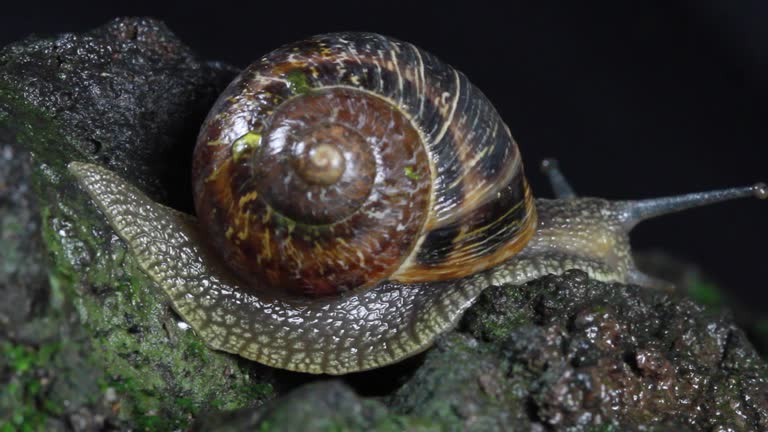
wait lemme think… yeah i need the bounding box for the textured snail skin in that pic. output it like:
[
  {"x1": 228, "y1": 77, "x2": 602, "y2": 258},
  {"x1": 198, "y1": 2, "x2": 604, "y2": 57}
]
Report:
[{"x1": 68, "y1": 162, "x2": 645, "y2": 374}]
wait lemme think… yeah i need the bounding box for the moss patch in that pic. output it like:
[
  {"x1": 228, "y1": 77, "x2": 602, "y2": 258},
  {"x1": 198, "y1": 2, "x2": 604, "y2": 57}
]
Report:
[
  {"x1": 687, "y1": 277, "x2": 724, "y2": 309},
  {"x1": 286, "y1": 69, "x2": 311, "y2": 95},
  {"x1": 0, "y1": 342, "x2": 61, "y2": 431}
]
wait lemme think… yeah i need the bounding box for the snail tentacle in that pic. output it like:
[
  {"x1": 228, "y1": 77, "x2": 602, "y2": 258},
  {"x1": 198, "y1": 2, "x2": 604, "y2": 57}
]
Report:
[
  {"x1": 540, "y1": 159, "x2": 577, "y2": 199},
  {"x1": 620, "y1": 183, "x2": 768, "y2": 229}
]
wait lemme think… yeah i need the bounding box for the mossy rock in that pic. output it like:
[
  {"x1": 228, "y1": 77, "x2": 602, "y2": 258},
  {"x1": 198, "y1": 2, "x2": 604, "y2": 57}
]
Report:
[{"x1": 0, "y1": 18, "x2": 274, "y2": 431}]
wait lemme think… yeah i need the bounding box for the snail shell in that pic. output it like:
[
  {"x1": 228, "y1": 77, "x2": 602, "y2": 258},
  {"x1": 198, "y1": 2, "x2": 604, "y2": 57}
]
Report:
[{"x1": 192, "y1": 32, "x2": 536, "y2": 297}]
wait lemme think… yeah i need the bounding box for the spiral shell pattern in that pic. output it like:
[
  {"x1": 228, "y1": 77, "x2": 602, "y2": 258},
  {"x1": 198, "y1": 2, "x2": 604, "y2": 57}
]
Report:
[{"x1": 193, "y1": 33, "x2": 536, "y2": 297}]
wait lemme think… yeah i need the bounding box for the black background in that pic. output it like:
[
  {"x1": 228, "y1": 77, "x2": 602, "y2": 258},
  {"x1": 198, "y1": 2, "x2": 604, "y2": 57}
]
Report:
[{"x1": 2, "y1": 2, "x2": 766, "y2": 310}]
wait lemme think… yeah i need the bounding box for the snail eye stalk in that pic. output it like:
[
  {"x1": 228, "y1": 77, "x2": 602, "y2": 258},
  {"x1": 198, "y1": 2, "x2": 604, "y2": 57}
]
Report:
[
  {"x1": 620, "y1": 182, "x2": 767, "y2": 229},
  {"x1": 540, "y1": 159, "x2": 577, "y2": 199}
]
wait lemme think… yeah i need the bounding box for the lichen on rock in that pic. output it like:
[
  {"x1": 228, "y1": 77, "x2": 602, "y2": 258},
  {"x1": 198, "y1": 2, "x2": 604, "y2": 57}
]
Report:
[{"x1": 1, "y1": 17, "x2": 767, "y2": 432}]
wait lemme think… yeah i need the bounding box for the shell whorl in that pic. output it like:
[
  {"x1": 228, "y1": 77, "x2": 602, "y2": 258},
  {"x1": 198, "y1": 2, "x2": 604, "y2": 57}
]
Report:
[{"x1": 192, "y1": 33, "x2": 537, "y2": 297}]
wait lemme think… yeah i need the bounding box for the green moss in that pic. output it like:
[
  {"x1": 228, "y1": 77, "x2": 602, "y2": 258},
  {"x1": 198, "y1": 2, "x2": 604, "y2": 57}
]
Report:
[
  {"x1": 231, "y1": 132, "x2": 262, "y2": 162},
  {"x1": 0, "y1": 342, "x2": 62, "y2": 431},
  {"x1": 0, "y1": 85, "x2": 91, "y2": 429},
  {"x1": 688, "y1": 278, "x2": 723, "y2": 308},
  {"x1": 3, "y1": 343, "x2": 53, "y2": 373},
  {"x1": 286, "y1": 70, "x2": 311, "y2": 95},
  {"x1": 462, "y1": 285, "x2": 532, "y2": 342},
  {"x1": 42, "y1": 192, "x2": 274, "y2": 428},
  {"x1": 61, "y1": 247, "x2": 274, "y2": 427},
  {"x1": 184, "y1": 337, "x2": 209, "y2": 359},
  {"x1": 0, "y1": 84, "x2": 80, "y2": 174},
  {"x1": 483, "y1": 309, "x2": 529, "y2": 340},
  {"x1": 403, "y1": 166, "x2": 421, "y2": 181}
]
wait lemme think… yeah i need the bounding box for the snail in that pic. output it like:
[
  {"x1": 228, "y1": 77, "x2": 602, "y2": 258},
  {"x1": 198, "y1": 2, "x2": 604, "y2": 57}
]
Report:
[{"x1": 67, "y1": 32, "x2": 767, "y2": 375}]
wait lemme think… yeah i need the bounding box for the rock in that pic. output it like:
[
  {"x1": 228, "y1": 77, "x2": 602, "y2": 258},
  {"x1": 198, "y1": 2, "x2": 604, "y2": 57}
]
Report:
[
  {"x1": 0, "y1": 17, "x2": 234, "y2": 209},
  {"x1": 193, "y1": 381, "x2": 433, "y2": 432},
  {"x1": 0, "y1": 141, "x2": 49, "y2": 341},
  {"x1": 2, "y1": 18, "x2": 766, "y2": 432},
  {"x1": 0, "y1": 18, "x2": 275, "y2": 431},
  {"x1": 459, "y1": 270, "x2": 768, "y2": 430}
]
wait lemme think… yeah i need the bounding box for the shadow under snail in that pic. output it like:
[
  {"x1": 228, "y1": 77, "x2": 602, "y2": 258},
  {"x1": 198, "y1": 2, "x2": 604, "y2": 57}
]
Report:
[{"x1": 68, "y1": 32, "x2": 767, "y2": 375}]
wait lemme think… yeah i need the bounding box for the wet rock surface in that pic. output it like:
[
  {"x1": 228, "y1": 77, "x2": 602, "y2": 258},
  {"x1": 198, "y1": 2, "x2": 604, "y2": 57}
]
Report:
[
  {"x1": 461, "y1": 271, "x2": 768, "y2": 430},
  {"x1": 1, "y1": 18, "x2": 766, "y2": 431},
  {"x1": 0, "y1": 17, "x2": 235, "y2": 209}
]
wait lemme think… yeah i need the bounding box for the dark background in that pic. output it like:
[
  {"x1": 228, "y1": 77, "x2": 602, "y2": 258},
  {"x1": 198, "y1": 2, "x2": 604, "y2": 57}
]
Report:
[{"x1": 2, "y1": 2, "x2": 766, "y2": 309}]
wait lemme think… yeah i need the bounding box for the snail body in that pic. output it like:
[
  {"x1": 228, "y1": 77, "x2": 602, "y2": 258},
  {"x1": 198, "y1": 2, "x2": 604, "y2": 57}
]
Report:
[{"x1": 68, "y1": 33, "x2": 766, "y2": 374}]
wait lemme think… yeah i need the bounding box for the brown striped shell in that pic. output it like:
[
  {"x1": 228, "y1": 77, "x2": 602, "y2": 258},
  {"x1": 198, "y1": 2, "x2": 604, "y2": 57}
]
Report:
[{"x1": 192, "y1": 32, "x2": 537, "y2": 298}]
